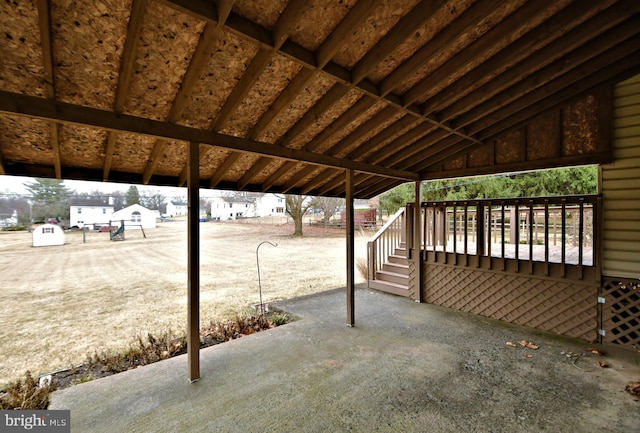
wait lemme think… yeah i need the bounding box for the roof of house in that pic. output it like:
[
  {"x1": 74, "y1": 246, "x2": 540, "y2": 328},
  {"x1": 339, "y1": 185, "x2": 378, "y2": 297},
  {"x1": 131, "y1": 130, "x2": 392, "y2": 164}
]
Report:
[
  {"x1": 1, "y1": 1, "x2": 637, "y2": 198},
  {"x1": 69, "y1": 198, "x2": 112, "y2": 207}
]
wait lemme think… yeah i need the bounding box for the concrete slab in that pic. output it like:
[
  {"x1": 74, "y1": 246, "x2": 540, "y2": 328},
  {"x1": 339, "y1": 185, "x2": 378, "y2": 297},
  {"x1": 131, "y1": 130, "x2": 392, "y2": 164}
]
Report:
[{"x1": 50, "y1": 287, "x2": 640, "y2": 432}]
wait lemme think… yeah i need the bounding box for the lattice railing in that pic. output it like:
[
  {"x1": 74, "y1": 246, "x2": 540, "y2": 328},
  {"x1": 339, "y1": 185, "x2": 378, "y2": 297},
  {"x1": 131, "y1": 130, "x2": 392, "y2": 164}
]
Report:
[
  {"x1": 601, "y1": 278, "x2": 640, "y2": 348},
  {"x1": 424, "y1": 263, "x2": 598, "y2": 341}
]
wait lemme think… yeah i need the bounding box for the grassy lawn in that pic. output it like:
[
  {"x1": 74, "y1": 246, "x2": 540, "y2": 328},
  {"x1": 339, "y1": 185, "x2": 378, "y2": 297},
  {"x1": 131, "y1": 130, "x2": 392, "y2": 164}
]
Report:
[{"x1": 0, "y1": 219, "x2": 370, "y2": 386}]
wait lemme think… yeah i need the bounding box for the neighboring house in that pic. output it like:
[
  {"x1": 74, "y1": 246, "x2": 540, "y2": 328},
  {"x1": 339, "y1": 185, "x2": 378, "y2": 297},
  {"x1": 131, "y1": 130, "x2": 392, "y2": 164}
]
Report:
[
  {"x1": 209, "y1": 193, "x2": 286, "y2": 220},
  {"x1": 69, "y1": 198, "x2": 114, "y2": 229},
  {"x1": 165, "y1": 200, "x2": 187, "y2": 217},
  {"x1": 254, "y1": 194, "x2": 286, "y2": 217},
  {"x1": 112, "y1": 204, "x2": 157, "y2": 229},
  {"x1": 209, "y1": 195, "x2": 256, "y2": 220},
  {"x1": 32, "y1": 223, "x2": 65, "y2": 247}
]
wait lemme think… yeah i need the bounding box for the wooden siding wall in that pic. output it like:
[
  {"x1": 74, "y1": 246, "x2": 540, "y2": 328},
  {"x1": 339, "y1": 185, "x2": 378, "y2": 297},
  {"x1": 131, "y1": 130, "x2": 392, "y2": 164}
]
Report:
[{"x1": 601, "y1": 74, "x2": 640, "y2": 279}]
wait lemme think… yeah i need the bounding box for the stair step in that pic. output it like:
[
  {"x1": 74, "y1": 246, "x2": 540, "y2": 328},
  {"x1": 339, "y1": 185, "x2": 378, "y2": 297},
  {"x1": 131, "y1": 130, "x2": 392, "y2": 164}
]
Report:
[
  {"x1": 368, "y1": 279, "x2": 410, "y2": 297},
  {"x1": 375, "y1": 269, "x2": 409, "y2": 285},
  {"x1": 388, "y1": 254, "x2": 409, "y2": 265},
  {"x1": 382, "y1": 262, "x2": 409, "y2": 275}
]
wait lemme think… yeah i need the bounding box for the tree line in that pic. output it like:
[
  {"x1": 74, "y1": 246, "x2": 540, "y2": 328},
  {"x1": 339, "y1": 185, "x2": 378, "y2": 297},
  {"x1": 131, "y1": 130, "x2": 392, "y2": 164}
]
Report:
[
  {"x1": 379, "y1": 166, "x2": 598, "y2": 215},
  {"x1": 0, "y1": 179, "x2": 169, "y2": 226}
]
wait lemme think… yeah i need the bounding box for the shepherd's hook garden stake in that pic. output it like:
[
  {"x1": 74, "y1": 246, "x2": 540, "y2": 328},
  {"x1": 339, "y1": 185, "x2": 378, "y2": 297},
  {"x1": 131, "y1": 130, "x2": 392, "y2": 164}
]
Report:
[{"x1": 256, "y1": 241, "x2": 277, "y2": 316}]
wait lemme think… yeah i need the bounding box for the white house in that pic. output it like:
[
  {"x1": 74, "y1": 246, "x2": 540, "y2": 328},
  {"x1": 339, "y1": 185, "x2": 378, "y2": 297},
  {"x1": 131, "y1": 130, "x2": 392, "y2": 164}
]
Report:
[
  {"x1": 209, "y1": 193, "x2": 285, "y2": 221},
  {"x1": 255, "y1": 194, "x2": 286, "y2": 217},
  {"x1": 209, "y1": 195, "x2": 256, "y2": 220},
  {"x1": 32, "y1": 223, "x2": 65, "y2": 247},
  {"x1": 165, "y1": 200, "x2": 187, "y2": 217},
  {"x1": 69, "y1": 199, "x2": 114, "y2": 229},
  {"x1": 112, "y1": 204, "x2": 157, "y2": 229}
]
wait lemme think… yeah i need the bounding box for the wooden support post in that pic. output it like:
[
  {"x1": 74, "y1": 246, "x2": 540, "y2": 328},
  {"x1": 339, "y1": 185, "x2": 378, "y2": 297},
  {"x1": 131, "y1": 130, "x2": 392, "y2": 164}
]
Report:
[
  {"x1": 187, "y1": 141, "x2": 200, "y2": 382},
  {"x1": 346, "y1": 169, "x2": 355, "y2": 326},
  {"x1": 413, "y1": 181, "x2": 423, "y2": 302}
]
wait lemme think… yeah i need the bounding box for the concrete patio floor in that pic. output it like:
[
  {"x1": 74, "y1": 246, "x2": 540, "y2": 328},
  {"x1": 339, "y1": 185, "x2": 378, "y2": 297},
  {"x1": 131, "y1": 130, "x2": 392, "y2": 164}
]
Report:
[{"x1": 50, "y1": 286, "x2": 640, "y2": 432}]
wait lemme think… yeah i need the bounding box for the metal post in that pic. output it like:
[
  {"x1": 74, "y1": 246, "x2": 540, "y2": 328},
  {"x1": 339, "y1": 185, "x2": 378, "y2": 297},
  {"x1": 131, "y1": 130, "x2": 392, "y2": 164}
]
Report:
[{"x1": 187, "y1": 142, "x2": 200, "y2": 382}]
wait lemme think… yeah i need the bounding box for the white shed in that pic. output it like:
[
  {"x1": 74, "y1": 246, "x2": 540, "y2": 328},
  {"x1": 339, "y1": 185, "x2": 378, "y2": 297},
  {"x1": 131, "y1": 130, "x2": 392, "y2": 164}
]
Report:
[
  {"x1": 32, "y1": 224, "x2": 65, "y2": 247},
  {"x1": 112, "y1": 204, "x2": 157, "y2": 229}
]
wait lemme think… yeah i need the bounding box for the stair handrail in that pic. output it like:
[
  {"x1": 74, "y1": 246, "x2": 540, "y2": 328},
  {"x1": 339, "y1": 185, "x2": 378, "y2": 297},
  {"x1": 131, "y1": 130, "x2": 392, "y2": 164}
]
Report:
[
  {"x1": 368, "y1": 207, "x2": 406, "y2": 281},
  {"x1": 370, "y1": 207, "x2": 406, "y2": 243}
]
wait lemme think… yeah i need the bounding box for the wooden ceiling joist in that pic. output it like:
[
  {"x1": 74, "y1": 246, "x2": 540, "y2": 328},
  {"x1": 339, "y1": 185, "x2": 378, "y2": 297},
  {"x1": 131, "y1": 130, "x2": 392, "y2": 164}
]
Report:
[
  {"x1": 36, "y1": 0, "x2": 61, "y2": 179},
  {"x1": 102, "y1": 0, "x2": 148, "y2": 181},
  {"x1": 0, "y1": 90, "x2": 417, "y2": 182},
  {"x1": 423, "y1": 0, "x2": 623, "y2": 117},
  {"x1": 1, "y1": 1, "x2": 637, "y2": 199}
]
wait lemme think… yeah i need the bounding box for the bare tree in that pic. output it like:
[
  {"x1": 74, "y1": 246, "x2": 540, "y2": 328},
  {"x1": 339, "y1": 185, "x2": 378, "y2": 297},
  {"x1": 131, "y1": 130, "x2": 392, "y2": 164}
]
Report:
[
  {"x1": 311, "y1": 196, "x2": 344, "y2": 225},
  {"x1": 285, "y1": 194, "x2": 311, "y2": 236}
]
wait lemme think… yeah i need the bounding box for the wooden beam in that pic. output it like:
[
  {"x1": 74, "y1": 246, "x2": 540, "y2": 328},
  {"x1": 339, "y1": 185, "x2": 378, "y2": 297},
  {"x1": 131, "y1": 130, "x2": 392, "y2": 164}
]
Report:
[
  {"x1": 364, "y1": 122, "x2": 436, "y2": 165},
  {"x1": 423, "y1": 0, "x2": 622, "y2": 117},
  {"x1": 36, "y1": 0, "x2": 61, "y2": 179},
  {"x1": 301, "y1": 169, "x2": 342, "y2": 195},
  {"x1": 451, "y1": 9, "x2": 640, "y2": 130},
  {"x1": 278, "y1": 84, "x2": 352, "y2": 148},
  {"x1": 346, "y1": 115, "x2": 421, "y2": 161},
  {"x1": 103, "y1": 0, "x2": 148, "y2": 181},
  {"x1": 414, "y1": 56, "x2": 640, "y2": 174},
  {"x1": 0, "y1": 147, "x2": 5, "y2": 175},
  {"x1": 328, "y1": 106, "x2": 399, "y2": 157},
  {"x1": 143, "y1": 22, "x2": 226, "y2": 184},
  {"x1": 261, "y1": 161, "x2": 298, "y2": 192},
  {"x1": 380, "y1": 0, "x2": 500, "y2": 96},
  {"x1": 194, "y1": 0, "x2": 306, "y2": 189},
  {"x1": 304, "y1": 96, "x2": 375, "y2": 152},
  {"x1": 187, "y1": 141, "x2": 200, "y2": 382},
  {"x1": 373, "y1": 128, "x2": 449, "y2": 169},
  {"x1": 411, "y1": 180, "x2": 422, "y2": 302},
  {"x1": 355, "y1": 176, "x2": 403, "y2": 199},
  {"x1": 0, "y1": 91, "x2": 419, "y2": 181},
  {"x1": 208, "y1": 152, "x2": 242, "y2": 189},
  {"x1": 317, "y1": 0, "x2": 379, "y2": 67},
  {"x1": 236, "y1": 157, "x2": 272, "y2": 190},
  {"x1": 281, "y1": 165, "x2": 321, "y2": 193},
  {"x1": 164, "y1": 0, "x2": 485, "y2": 152},
  {"x1": 351, "y1": 0, "x2": 446, "y2": 84},
  {"x1": 346, "y1": 169, "x2": 355, "y2": 326},
  {"x1": 403, "y1": 0, "x2": 559, "y2": 107},
  {"x1": 421, "y1": 152, "x2": 613, "y2": 181},
  {"x1": 476, "y1": 58, "x2": 640, "y2": 141}
]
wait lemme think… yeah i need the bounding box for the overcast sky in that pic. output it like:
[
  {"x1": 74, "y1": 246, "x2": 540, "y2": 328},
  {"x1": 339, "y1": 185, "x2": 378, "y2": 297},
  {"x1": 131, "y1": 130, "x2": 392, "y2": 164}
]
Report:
[{"x1": 0, "y1": 175, "x2": 221, "y2": 198}]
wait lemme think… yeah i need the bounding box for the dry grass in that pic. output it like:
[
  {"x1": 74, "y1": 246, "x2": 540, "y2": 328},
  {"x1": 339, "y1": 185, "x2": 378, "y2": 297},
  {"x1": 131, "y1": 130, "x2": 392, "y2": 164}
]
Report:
[{"x1": 0, "y1": 219, "x2": 371, "y2": 386}]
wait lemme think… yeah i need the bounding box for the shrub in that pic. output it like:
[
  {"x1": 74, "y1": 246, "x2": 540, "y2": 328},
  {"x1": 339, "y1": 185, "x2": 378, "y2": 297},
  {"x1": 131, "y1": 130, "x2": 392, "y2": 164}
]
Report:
[{"x1": 0, "y1": 371, "x2": 54, "y2": 410}]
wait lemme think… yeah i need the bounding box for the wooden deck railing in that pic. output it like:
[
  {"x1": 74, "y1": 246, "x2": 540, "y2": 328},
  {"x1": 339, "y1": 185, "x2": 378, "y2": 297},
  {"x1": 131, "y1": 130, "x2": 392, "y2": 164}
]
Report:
[
  {"x1": 367, "y1": 207, "x2": 406, "y2": 280},
  {"x1": 421, "y1": 195, "x2": 601, "y2": 274}
]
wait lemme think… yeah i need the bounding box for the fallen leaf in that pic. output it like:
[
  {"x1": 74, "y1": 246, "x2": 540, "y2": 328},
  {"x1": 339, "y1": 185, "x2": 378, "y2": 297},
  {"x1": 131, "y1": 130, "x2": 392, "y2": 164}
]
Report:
[
  {"x1": 625, "y1": 381, "x2": 640, "y2": 397},
  {"x1": 519, "y1": 340, "x2": 539, "y2": 350},
  {"x1": 506, "y1": 342, "x2": 517, "y2": 348},
  {"x1": 588, "y1": 348, "x2": 606, "y2": 356},
  {"x1": 596, "y1": 361, "x2": 609, "y2": 368}
]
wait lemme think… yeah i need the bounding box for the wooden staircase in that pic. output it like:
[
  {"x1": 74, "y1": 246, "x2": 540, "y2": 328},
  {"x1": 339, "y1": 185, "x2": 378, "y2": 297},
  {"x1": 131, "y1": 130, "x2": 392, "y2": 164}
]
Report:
[
  {"x1": 367, "y1": 207, "x2": 411, "y2": 297},
  {"x1": 368, "y1": 242, "x2": 410, "y2": 296}
]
